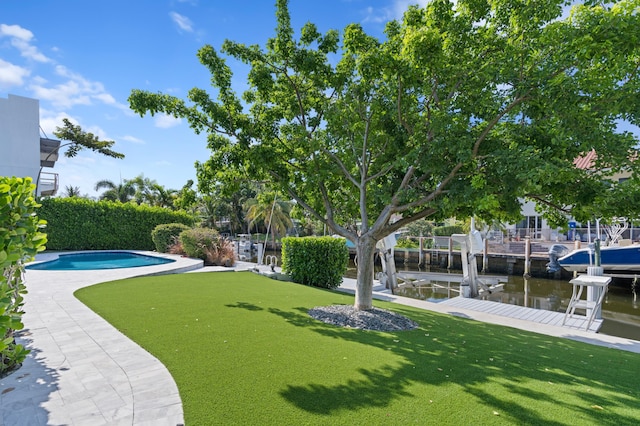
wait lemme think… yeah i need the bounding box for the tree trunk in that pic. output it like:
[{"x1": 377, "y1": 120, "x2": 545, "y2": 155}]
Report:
[{"x1": 354, "y1": 235, "x2": 377, "y2": 310}]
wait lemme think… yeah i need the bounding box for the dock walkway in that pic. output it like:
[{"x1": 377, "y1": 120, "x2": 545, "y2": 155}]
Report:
[{"x1": 439, "y1": 297, "x2": 602, "y2": 332}]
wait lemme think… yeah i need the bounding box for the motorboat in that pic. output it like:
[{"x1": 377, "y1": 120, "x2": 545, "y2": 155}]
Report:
[{"x1": 556, "y1": 243, "x2": 640, "y2": 273}]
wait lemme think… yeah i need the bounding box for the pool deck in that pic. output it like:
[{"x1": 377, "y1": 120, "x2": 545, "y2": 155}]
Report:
[
  {"x1": 0, "y1": 252, "x2": 204, "y2": 426},
  {"x1": 2, "y1": 254, "x2": 639, "y2": 425}
]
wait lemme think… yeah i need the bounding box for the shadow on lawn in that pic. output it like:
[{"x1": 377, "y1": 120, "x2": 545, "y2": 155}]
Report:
[{"x1": 231, "y1": 297, "x2": 639, "y2": 424}]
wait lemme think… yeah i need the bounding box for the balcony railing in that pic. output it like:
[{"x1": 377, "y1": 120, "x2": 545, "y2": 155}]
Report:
[{"x1": 38, "y1": 172, "x2": 59, "y2": 196}]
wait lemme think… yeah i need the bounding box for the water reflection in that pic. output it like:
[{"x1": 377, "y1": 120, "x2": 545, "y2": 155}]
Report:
[
  {"x1": 390, "y1": 265, "x2": 640, "y2": 341},
  {"x1": 270, "y1": 253, "x2": 640, "y2": 340}
]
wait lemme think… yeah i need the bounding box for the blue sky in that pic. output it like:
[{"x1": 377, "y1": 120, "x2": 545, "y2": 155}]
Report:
[
  {"x1": 1, "y1": 1, "x2": 636, "y2": 200},
  {"x1": 0, "y1": 0, "x2": 425, "y2": 198}
]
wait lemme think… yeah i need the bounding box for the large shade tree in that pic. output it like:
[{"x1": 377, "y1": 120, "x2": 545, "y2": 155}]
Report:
[{"x1": 129, "y1": 0, "x2": 640, "y2": 310}]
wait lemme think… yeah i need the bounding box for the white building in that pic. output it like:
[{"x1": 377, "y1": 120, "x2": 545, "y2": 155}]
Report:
[{"x1": 0, "y1": 94, "x2": 60, "y2": 196}]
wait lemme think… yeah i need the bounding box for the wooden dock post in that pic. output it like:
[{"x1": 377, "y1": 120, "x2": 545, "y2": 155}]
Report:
[
  {"x1": 482, "y1": 238, "x2": 489, "y2": 272},
  {"x1": 448, "y1": 237, "x2": 453, "y2": 269},
  {"x1": 523, "y1": 236, "x2": 531, "y2": 278}
]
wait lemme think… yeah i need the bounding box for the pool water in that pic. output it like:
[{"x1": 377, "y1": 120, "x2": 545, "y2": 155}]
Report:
[{"x1": 26, "y1": 251, "x2": 175, "y2": 271}]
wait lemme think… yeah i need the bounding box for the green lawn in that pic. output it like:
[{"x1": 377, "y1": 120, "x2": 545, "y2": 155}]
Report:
[{"x1": 75, "y1": 272, "x2": 640, "y2": 425}]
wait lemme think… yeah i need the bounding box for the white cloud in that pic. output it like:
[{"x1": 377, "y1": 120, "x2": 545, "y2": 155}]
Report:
[
  {"x1": 39, "y1": 111, "x2": 111, "y2": 143},
  {"x1": 0, "y1": 58, "x2": 30, "y2": 88},
  {"x1": 38, "y1": 108, "x2": 76, "y2": 136},
  {"x1": 28, "y1": 65, "x2": 118, "y2": 109},
  {"x1": 0, "y1": 23, "x2": 50, "y2": 62},
  {"x1": 30, "y1": 80, "x2": 92, "y2": 108},
  {"x1": 84, "y1": 124, "x2": 110, "y2": 140},
  {"x1": 94, "y1": 92, "x2": 117, "y2": 105},
  {"x1": 155, "y1": 113, "x2": 182, "y2": 128},
  {"x1": 0, "y1": 23, "x2": 33, "y2": 40},
  {"x1": 170, "y1": 12, "x2": 194, "y2": 32},
  {"x1": 121, "y1": 135, "x2": 145, "y2": 144}
]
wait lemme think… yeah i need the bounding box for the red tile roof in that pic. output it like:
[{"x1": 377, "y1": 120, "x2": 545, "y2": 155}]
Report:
[{"x1": 573, "y1": 150, "x2": 597, "y2": 170}]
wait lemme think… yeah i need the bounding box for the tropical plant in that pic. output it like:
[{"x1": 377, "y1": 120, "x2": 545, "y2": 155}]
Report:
[
  {"x1": 395, "y1": 236, "x2": 419, "y2": 249},
  {"x1": 94, "y1": 179, "x2": 136, "y2": 203},
  {"x1": 405, "y1": 219, "x2": 434, "y2": 238},
  {"x1": 62, "y1": 185, "x2": 82, "y2": 198},
  {"x1": 129, "y1": 0, "x2": 640, "y2": 310},
  {"x1": 0, "y1": 177, "x2": 47, "y2": 375},
  {"x1": 129, "y1": 174, "x2": 178, "y2": 208},
  {"x1": 174, "y1": 180, "x2": 198, "y2": 212},
  {"x1": 195, "y1": 195, "x2": 225, "y2": 229},
  {"x1": 244, "y1": 191, "x2": 293, "y2": 248},
  {"x1": 178, "y1": 227, "x2": 235, "y2": 266}
]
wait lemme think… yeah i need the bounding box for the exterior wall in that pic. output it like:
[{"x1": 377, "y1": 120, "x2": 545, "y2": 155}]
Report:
[{"x1": 0, "y1": 94, "x2": 41, "y2": 184}]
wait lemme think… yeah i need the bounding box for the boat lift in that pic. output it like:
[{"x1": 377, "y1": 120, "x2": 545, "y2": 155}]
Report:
[{"x1": 376, "y1": 231, "x2": 504, "y2": 298}]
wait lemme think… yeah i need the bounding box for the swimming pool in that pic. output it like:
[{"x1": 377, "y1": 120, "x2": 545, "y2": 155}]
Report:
[{"x1": 26, "y1": 251, "x2": 176, "y2": 271}]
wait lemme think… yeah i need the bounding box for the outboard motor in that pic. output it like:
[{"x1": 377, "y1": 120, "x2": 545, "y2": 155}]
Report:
[{"x1": 546, "y1": 244, "x2": 570, "y2": 274}]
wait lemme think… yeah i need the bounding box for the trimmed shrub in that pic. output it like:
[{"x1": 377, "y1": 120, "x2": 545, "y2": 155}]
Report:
[
  {"x1": 178, "y1": 228, "x2": 235, "y2": 266},
  {"x1": 37, "y1": 198, "x2": 195, "y2": 250},
  {"x1": 1, "y1": 177, "x2": 47, "y2": 376},
  {"x1": 281, "y1": 236, "x2": 348, "y2": 289},
  {"x1": 152, "y1": 223, "x2": 191, "y2": 253},
  {"x1": 434, "y1": 225, "x2": 465, "y2": 236}
]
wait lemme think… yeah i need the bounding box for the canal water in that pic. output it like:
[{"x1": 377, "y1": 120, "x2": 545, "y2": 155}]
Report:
[
  {"x1": 344, "y1": 262, "x2": 640, "y2": 341},
  {"x1": 264, "y1": 251, "x2": 640, "y2": 341},
  {"x1": 394, "y1": 266, "x2": 640, "y2": 341}
]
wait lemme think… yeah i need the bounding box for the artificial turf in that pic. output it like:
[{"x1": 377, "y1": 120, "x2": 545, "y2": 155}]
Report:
[{"x1": 75, "y1": 271, "x2": 640, "y2": 425}]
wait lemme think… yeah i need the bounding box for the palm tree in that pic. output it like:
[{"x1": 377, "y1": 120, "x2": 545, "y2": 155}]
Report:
[
  {"x1": 149, "y1": 183, "x2": 178, "y2": 209},
  {"x1": 129, "y1": 174, "x2": 177, "y2": 208},
  {"x1": 63, "y1": 185, "x2": 82, "y2": 198},
  {"x1": 94, "y1": 179, "x2": 136, "y2": 202},
  {"x1": 244, "y1": 191, "x2": 293, "y2": 249}
]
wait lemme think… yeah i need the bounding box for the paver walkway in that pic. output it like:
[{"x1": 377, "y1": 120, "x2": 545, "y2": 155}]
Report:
[{"x1": 0, "y1": 252, "x2": 202, "y2": 426}]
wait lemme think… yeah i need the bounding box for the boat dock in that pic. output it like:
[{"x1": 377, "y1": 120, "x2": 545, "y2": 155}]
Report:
[{"x1": 438, "y1": 296, "x2": 603, "y2": 332}]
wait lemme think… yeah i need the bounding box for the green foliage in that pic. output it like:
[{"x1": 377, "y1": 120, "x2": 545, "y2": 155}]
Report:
[
  {"x1": 178, "y1": 227, "x2": 234, "y2": 266},
  {"x1": 151, "y1": 223, "x2": 191, "y2": 253},
  {"x1": 94, "y1": 179, "x2": 136, "y2": 203},
  {"x1": 434, "y1": 225, "x2": 465, "y2": 236},
  {"x1": 0, "y1": 177, "x2": 47, "y2": 375},
  {"x1": 395, "y1": 236, "x2": 419, "y2": 249},
  {"x1": 129, "y1": 0, "x2": 640, "y2": 309},
  {"x1": 244, "y1": 191, "x2": 293, "y2": 244},
  {"x1": 53, "y1": 118, "x2": 124, "y2": 159},
  {"x1": 37, "y1": 197, "x2": 195, "y2": 250},
  {"x1": 405, "y1": 219, "x2": 434, "y2": 237},
  {"x1": 281, "y1": 236, "x2": 348, "y2": 289}
]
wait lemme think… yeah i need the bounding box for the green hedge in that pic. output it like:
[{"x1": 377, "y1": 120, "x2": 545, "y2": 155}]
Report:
[
  {"x1": 151, "y1": 223, "x2": 191, "y2": 253},
  {"x1": 281, "y1": 236, "x2": 348, "y2": 289},
  {"x1": 38, "y1": 198, "x2": 195, "y2": 250},
  {"x1": 1, "y1": 177, "x2": 47, "y2": 375},
  {"x1": 434, "y1": 225, "x2": 465, "y2": 236}
]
